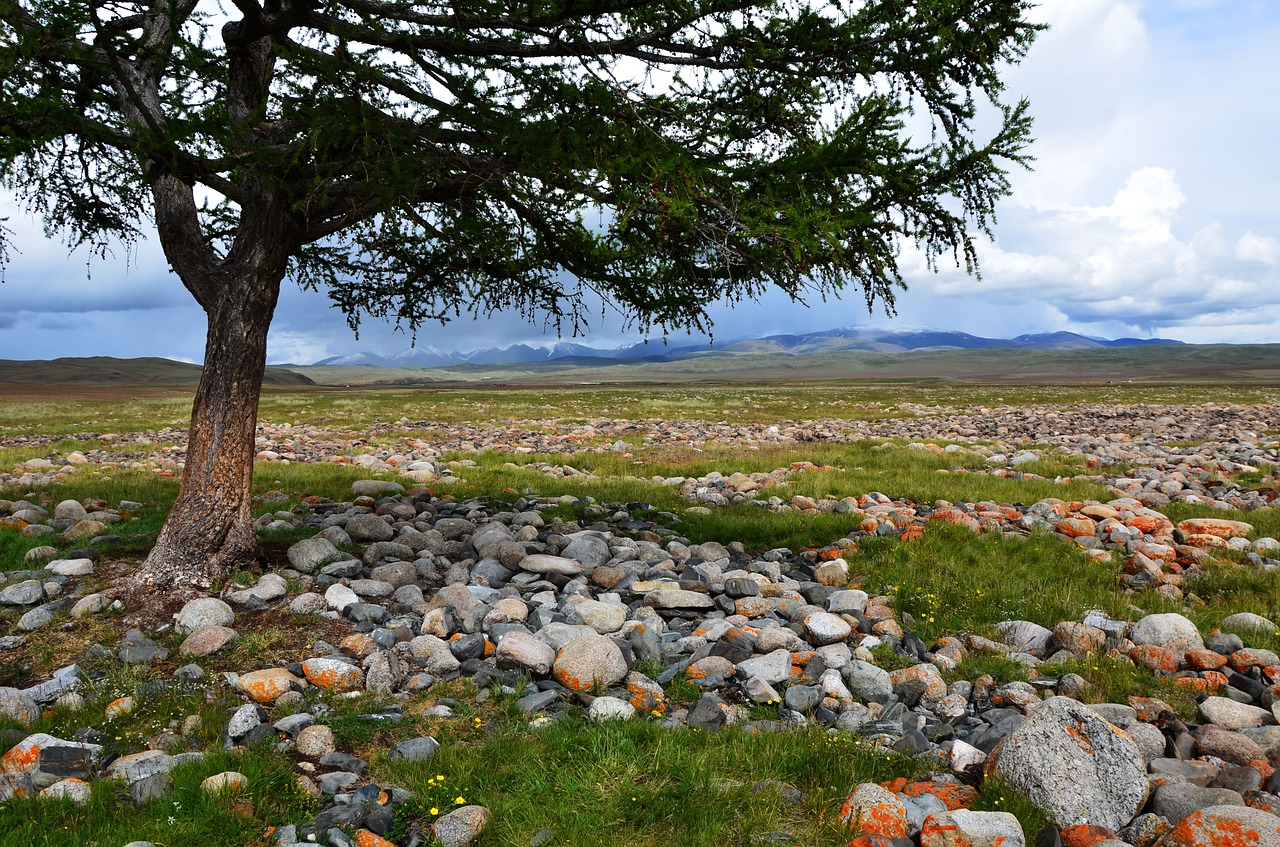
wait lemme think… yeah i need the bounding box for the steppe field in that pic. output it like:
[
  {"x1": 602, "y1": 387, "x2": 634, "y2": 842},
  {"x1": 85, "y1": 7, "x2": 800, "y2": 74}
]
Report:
[{"x1": 3, "y1": 375, "x2": 1280, "y2": 847}]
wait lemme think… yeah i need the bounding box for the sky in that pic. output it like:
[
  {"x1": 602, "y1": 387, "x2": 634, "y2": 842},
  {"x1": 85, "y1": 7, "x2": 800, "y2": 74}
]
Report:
[{"x1": 1, "y1": 0, "x2": 1278, "y2": 364}]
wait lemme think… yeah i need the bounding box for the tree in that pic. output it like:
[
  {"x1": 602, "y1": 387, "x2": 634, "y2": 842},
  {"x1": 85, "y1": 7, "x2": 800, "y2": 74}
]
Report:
[{"x1": 1, "y1": 0, "x2": 1041, "y2": 593}]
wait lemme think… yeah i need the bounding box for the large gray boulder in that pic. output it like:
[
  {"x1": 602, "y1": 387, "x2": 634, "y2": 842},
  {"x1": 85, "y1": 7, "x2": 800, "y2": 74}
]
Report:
[
  {"x1": 287, "y1": 537, "x2": 344, "y2": 573},
  {"x1": 1130, "y1": 613, "x2": 1203, "y2": 650},
  {"x1": 344, "y1": 513, "x2": 395, "y2": 543},
  {"x1": 990, "y1": 696, "x2": 1147, "y2": 831}
]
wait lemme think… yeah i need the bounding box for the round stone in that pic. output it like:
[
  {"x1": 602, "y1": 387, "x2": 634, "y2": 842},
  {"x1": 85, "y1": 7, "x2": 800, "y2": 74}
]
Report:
[
  {"x1": 344, "y1": 513, "x2": 395, "y2": 543},
  {"x1": 1157, "y1": 805, "x2": 1280, "y2": 847},
  {"x1": 494, "y1": 631, "x2": 556, "y2": 677},
  {"x1": 39, "y1": 778, "x2": 91, "y2": 804},
  {"x1": 236, "y1": 669, "x2": 304, "y2": 704},
  {"x1": 174, "y1": 598, "x2": 234, "y2": 634},
  {"x1": 295, "y1": 725, "x2": 336, "y2": 759},
  {"x1": 552, "y1": 635, "x2": 627, "y2": 692},
  {"x1": 179, "y1": 626, "x2": 239, "y2": 657},
  {"x1": 587, "y1": 696, "x2": 636, "y2": 722},
  {"x1": 432, "y1": 805, "x2": 491, "y2": 847},
  {"x1": 201, "y1": 771, "x2": 248, "y2": 795},
  {"x1": 301, "y1": 658, "x2": 364, "y2": 691},
  {"x1": 287, "y1": 537, "x2": 342, "y2": 573},
  {"x1": 1130, "y1": 614, "x2": 1203, "y2": 650},
  {"x1": 803, "y1": 612, "x2": 852, "y2": 646}
]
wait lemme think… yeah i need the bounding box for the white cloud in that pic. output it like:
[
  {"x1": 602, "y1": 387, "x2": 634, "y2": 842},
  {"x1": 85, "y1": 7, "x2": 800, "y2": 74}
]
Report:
[{"x1": 1237, "y1": 232, "x2": 1280, "y2": 265}]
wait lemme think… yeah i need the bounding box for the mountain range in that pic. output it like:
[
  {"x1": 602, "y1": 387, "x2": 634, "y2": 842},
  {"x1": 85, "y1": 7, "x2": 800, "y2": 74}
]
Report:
[{"x1": 310, "y1": 326, "x2": 1182, "y2": 367}]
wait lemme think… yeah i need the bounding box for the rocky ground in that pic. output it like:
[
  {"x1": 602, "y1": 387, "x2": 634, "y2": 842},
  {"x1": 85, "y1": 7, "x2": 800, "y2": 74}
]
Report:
[{"x1": 2, "y1": 400, "x2": 1280, "y2": 847}]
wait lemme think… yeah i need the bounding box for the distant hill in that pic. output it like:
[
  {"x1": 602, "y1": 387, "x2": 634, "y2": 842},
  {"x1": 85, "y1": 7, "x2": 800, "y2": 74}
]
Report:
[
  {"x1": 312, "y1": 326, "x2": 1183, "y2": 367},
  {"x1": 289, "y1": 342, "x2": 1280, "y2": 387},
  {"x1": 0, "y1": 356, "x2": 316, "y2": 386}
]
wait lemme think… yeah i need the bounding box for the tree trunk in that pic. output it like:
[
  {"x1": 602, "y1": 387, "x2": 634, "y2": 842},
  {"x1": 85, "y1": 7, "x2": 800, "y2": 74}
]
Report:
[{"x1": 132, "y1": 270, "x2": 282, "y2": 591}]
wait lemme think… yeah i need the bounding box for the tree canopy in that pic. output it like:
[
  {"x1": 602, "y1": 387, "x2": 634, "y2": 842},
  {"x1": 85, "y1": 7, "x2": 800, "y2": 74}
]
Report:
[
  {"x1": 0, "y1": 0, "x2": 1042, "y2": 592},
  {"x1": 2, "y1": 0, "x2": 1040, "y2": 334}
]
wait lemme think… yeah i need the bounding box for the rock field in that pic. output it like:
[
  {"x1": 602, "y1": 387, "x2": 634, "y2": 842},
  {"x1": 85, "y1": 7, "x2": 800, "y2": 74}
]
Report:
[{"x1": 2, "y1": 400, "x2": 1280, "y2": 847}]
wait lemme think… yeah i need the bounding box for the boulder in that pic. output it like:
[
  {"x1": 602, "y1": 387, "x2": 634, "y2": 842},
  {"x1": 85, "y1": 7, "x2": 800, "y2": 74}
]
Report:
[{"x1": 989, "y1": 696, "x2": 1147, "y2": 831}]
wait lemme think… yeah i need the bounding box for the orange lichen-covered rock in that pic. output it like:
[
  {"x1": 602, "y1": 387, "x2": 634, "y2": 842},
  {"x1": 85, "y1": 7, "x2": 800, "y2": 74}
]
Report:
[
  {"x1": 1060, "y1": 824, "x2": 1121, "y2": 847},
  {"x1": 0, "y1": 772, "x2": 33, "y2": 802},
  {"x1": 879, "y1": 777, "x2": 908, "y2": 793},
  {"x1": 1185, "y1": 649, "x2": 1230, "y2": 671},
  {"x1": 1127, "y1": 696, "x2": 1177, "y2": 722},
  {"x1": 1155, "y1": 804, "x2": 1280, "y2": 847},
  {"x1": 236, "y1": 668, "x2": 305, "y2": 704},
  {"x1": 625, "y1": 672, "x2": 666, "y2": 714},
  {"x1": 1129, "y1": 645, "x2": 1186, "y2": 673},
  {"x1": 841, "y1": 783, "x2": 909, "y2": 837},
  {"x1": 1177, "y1": 518, "x2": 1254, "y2": 540},
  {"x1": 904, "y1": 781, "x2": 978, "y2": 811},
  {"x1": 1185, "y1": 534, "x2": 1229, "y2": 549},
  {"x1": 353, "y1": 830, "x2": 398, "y2": 847},
  {"x1": 301, "y1": 658, "x2": 365, "y2": 692},
  {"x1": 919, "y1": 810, "x2": 1027, "y2": 847},
  {"x1": 1059, "y1": 516, "x2": 1098, "y2": 538},
  {"x1": 2, "y1": 734, "x2": 101, "y2": 775}
]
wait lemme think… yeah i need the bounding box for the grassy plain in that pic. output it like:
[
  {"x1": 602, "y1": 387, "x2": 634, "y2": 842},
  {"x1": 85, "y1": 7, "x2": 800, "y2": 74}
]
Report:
[{"x1": 2, "y1": 378, "x2": 1280, "y2": 846}]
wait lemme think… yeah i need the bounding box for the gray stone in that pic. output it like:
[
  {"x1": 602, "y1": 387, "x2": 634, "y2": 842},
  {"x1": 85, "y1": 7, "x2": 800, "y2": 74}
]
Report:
[
  {"x1": 174, "y1": 597, "x2": 235, "y2": 633},
  {"x1": 17, "y1": 605, "x2": 54, "y2": 631},
  {"x1": 990, "y1": 696, "x2": 1147, "y2": 831},
  {"x1": 46, "y1": 558, "x2": 94, "y2": 577},
  {"x1": 561, "y1": 534, "x2": 613, "y2": 569},
  {"x1": 404, "y1": 634, "x2": 462, "y2": 675},
  {"x1": 735, "y1": 649, "x2": 793, "y2": 685},
  {"x1": 0, "y1": 687, "x2": 38, "y2": 726},
  {"x1": 921, "y1": 810, "x2": 1026, "y2": 847},
  {"x1": 802, "y1": 612, "x2": 852, "y2": 646},
  {"x1": 287, "y1": 536, "x2": 344, "y2": 573},
  {"x1": 392, "y1": 737, "x2": 440, "y2": 761},
  {"x1": 1154, "y1": 784, "x2": 1246, "y2": 826},
  {"x1": 226, "y1": 704, "x2": 264, "y2": 739},
  {"x1": 643, "y1": 589, "x2": 715, "y2": 610},
  {"x1": 688, "y1": 693, "x2": 732, "y2": 732},
  {"x1": 570, "y1": 599, "x2": 627, "y2": 634},
  {"x1": 432, "y1": 805, "x2": 491, "y2": 847},
  {"x1": 0, "y1": 579, "x2": 44, "y2": 606},
  {"x1": 995, "y1": 620, "x2": 1056, "y2": 657},
  {"x1": 324, "y1": 583, "x2": 359, "y2": 612},
  {"x1": 1221, "y1": 613, "x2": 1278, "y2": 633},
  {"x1": 295, "y1": 725, "x2": 336, "y2": 758},
  {"x1": 1199, "y1": 697, "x2": 1274, "y2": 730},
  {"x1": 1130, "y1": 613, "x2": 1203, "y2": 650},
  {"x1": 588, "y1": 696, "x2": 636, "y2": 722},
  {"x1": 843, "y1": 660, "x2": 893, "y2": 702},
  {"x1": 825, "y1": 589, "x2": 869, "y2": 614},
  {"x1": 345, "y1": 513, "x2": 395, "y2": 543},
  {"x1": 495, "y1": 631, "x2": 556, "y2": 676},
  {"x1": 227, "y1": 573, "x2": 288, "y2": 607},
  {"x1": 352, "y1": 479, "x2": 405, "y2": 497},
  {"x1": 53, "y1": 500, "x2": 88, "y2": 521},
  {"x1": 70, "y1": 593, "x2": 109, "y2": 618},
  {"x1": 518, "y1": 554, "x2": 585, "y2": 576}
]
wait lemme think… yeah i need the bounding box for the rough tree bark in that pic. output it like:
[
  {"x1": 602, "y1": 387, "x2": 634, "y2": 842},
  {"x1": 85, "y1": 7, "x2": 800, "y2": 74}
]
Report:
[{"x1": 133, "y1": 266, "x2": 283, "y2": 591}]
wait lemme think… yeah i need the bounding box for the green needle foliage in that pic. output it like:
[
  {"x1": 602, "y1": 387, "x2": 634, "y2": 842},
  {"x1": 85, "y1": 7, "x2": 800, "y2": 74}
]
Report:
[{"x1": 2, "y1": 0, "x2": 1041, "y2": 335}]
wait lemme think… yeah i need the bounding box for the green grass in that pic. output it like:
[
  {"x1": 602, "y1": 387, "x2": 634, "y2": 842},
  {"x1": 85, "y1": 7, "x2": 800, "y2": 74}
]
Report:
[
  {"x1": 6, "y1": 382, "x2": 1279, "y2": 438},
  {"x1": 374, "y1": 717, "x2": 928, "y2": 847},
  {"x1": 0, "y1": 747, "x2": 317, "y2": 847}
]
